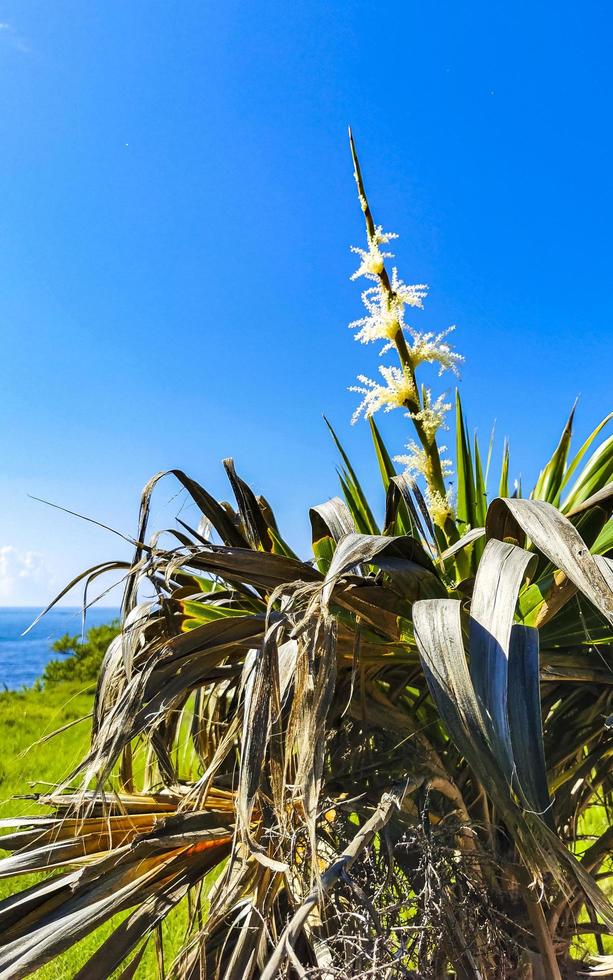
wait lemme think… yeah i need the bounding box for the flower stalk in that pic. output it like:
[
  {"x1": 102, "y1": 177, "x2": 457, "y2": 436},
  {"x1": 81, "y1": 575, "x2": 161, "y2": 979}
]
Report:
[{"x1": 348, "y1": 130, "x2": 460, "y2": 541}]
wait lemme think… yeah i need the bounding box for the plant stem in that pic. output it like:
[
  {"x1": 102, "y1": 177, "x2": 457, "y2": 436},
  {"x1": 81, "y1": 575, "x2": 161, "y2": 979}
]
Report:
[{"x1": 349, "y1": 130, "x2": 457, "y2": 541}]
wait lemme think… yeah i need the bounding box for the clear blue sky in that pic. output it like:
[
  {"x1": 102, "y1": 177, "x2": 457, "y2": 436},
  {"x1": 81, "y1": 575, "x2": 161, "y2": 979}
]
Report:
[{"x1": 0, "y1": 0, "x2": 611, "y2": 605}]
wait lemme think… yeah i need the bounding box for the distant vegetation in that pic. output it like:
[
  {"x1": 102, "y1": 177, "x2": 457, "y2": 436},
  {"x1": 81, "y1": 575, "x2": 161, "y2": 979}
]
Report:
[{"x1": 42, "y1": 620, "x2": 119, "y2": 685}]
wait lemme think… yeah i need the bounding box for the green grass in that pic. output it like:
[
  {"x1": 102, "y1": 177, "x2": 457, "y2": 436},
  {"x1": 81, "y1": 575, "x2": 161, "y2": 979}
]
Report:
[
  {"x1": 0, "y1": 681, "x2": 93, "y2": 820},
  {"x1": 0, "y1": 682, "x2": 189, "y2": 979}
]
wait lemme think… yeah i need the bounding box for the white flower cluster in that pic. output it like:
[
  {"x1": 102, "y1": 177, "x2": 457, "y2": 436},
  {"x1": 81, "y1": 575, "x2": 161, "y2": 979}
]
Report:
[
  {"x1": 407, "y1": 325, "x2": 463, "y2": 376},
  {"x1": 349, "y1": 365, "x2": 417, "y2": 424},
  {"x1": 393, "y1": 441, "x2": 454, "y2": 524},
  {"x1": 349, "y1": 236, "x2": 428, "y2": 353},
  {"x1": 426, "y1": 487, "x2": 455, "y2": 526},
  {"x1": 394, "y1": 441, "x2": 453, "y2": 481},
  {"x1": 349, "y1": 228, "x2": 462, "y2": 424},
  {"x1": 407, "y1": 389, "x2": 451, "y2": 444},
  {"x1": 347, "y1": 207, "x2": 461, "y2": 526},
  {"x1": 350, "y1": 225, "x2": 397, "y2": 281}
]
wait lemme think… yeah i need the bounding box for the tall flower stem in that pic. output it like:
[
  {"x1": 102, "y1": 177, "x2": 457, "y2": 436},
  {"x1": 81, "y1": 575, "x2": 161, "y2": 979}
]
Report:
[{"x1": 349, "y1": 131, "x2": 458, "y2": 542}]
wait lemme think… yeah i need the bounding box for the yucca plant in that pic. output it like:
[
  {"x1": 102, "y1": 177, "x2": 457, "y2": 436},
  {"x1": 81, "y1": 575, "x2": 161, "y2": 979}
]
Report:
[{"x1": 0, "y1": 135, "x2": 611, "y2": 979}]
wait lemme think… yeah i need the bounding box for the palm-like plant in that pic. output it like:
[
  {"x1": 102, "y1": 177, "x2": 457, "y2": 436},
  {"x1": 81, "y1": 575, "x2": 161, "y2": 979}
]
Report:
[{"x1": 0, "y1": 137, "x2": 612, "y2": 980}]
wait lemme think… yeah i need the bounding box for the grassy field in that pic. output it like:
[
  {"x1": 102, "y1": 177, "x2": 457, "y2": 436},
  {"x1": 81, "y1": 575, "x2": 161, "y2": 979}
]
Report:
[{"x1": 0, "y1": 682, "x2": 188, "y2": 979}]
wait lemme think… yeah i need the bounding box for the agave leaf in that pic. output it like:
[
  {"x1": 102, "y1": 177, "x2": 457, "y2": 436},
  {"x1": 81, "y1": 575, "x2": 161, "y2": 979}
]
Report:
[
  {"x1": 181, "y1": 599, "x2": 259, "y2": 629},
  {"x1": 310, "y1": 497, "x2": 355, "y2": 574},
  {"x1": 22, "y1": 561, "x2": 131, "y2": 637},
  {"x1": 455, "y1": 390, "x2": 476, "y2": 532},
  {"x1": 324, "y1": 416, "x2": 379, "y2": 534},
  {"x1": 238, "y1": 620, "x2": 282, "y2": 835},
  {"x1": 336, "y1": 469, "x2": 374, "y2": 535},
  {"x1": 368, "y1": 415, "x2": 396, "y2": 491},
  {"x1": 484, "y1": 422, "x2": 496, "y2": 487},
  {"x1": 310, "y1": 497, "x2": 355, "y2": 542},
  {"x1": 266, "y1": 526, "x2": 299, "y2": 560},
  {"x1": 499, "y1": 439, "x2": 510, "y2": 498},
  {"x1": 76, "y1": 616, "x2": 268, "y2": 789},
  {"x1": 186, "y1": 545, "x2": 321, "y2": 592},
  {"x1": 408, "y1": 476, "x2": 440, "y2": 549},
  {"x1": 592, "y1": 517, "x2": 613, "y2": 556},
  {"x1": 561, "y1": 435, "x2": 613, "y2": 513},
  {"x1": 413, "y1": 600, "x2": 489, "y2": 772},
  {"x1": 218, "y1": 900, "x2": 266, "y2": 980},
  {"x1": 223, "y1": 458, "x2": 273, "y2": 552},
  {"x1": 567, "y1": 483, "x2": 613, "y2": 520},
  {"x1": 507, "y1": 625, "x2": 553, "y2": 827},
  {"x1": 321, "y1": 532, "x2": 436, "y2": 606},
  {"x1": 105, "y1": 942, "x2": 148, "y2": 980},
  {"x1": 486, "y1": 497, "x2": 613, "y2": 626},
  {"x1": 134, "y1": 469, "x2": 249, "y2": 554},
  {"x1": 469, "y1": 539, "x2": 537, "y2": 781},
  {"x1": 0, "y1": 835, "x2": 230, "y2": 979},
  {"x1": 438, "y1": 527, "x2": 485, "y2": 563},
  {"x1": 413, "y1": 597, "x2": 613, "y2": 919},
  {"x1": 532, "y1": 403, "x2": 576, "y2": 504},
  {"x1": 558, "y1": 411, "x2": 613, "y2": 502},
  {"x1": 384, "y1": 474, "x2": 425, "y2": 544},
  {"x1": 294, "y1": 616, "x2": 338, "y2": 847},
  {"x1": 473, "y1": 433, "x2": 488, "y2": 529},
  {"x1": 0, "y1": 870, "x2": 84, "y2": 944}
]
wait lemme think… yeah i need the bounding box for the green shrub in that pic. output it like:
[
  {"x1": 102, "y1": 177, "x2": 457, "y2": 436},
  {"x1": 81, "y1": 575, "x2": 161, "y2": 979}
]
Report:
[{"x1": 42, "y1": 621, "x2": 119, "y2": 685}]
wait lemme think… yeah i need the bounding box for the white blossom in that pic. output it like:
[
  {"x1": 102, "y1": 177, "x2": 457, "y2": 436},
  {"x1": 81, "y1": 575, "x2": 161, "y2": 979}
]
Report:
[
  {"x1": 407, "y1": 325, "x2": 463, "y2": 376},
  {"x1": 390, "y1": 268, "x2": 428, "y2": 309},
  {"x1": 372, "y1": 224, "x2": 398, "y2": 246},
  {"x1": 407, "y1": 389, "x2": 451, "y2": 443},
  {"x1": 350, "y1": 226, "x2": 398, "y2": 281},
  {"x1": 394, "y1": 441, "x2": 453, "y2": 481},
  {"x1": 349, "y1": 270, "x2": 429, "y2": 351},
  {"x1": 393, "y1": 442, "x2": 455, "y2": 525},
  {"x1": 350, "y1": 365, "x2": 417, "y2": 424},
  {"x1": 426, "y1": 487, "x2": 455, "y2": 526},
  {"x1": 347, "y1": 198, "x2": 462, "y2": 528},
  {"x1": 349, "y1": 287, "x2": 403, "y2": 346}
]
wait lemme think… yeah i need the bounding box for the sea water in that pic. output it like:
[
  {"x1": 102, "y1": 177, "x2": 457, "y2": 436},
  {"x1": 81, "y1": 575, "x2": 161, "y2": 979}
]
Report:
[{"x1": 0, "y1": 607, "x2": 120, "y2": 689}]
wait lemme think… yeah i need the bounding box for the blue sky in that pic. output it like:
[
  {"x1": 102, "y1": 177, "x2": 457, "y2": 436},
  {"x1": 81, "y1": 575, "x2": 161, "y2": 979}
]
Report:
[{"x1": 0, "y1": 0, "x2": 611, "y2": 605}]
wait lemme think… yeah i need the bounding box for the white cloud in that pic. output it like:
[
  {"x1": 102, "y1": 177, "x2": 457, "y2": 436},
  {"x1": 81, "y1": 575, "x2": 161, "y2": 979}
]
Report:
[
  {"x1": 0, "y1": 546, "x2": 51, "y2": 604},
  {"x1": 0, "y1": 22, "x2": 30, "y2": 54}
]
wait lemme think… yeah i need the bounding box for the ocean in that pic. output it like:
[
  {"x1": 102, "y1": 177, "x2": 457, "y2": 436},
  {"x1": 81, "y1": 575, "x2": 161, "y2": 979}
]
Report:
[{"x1": 0, "y1": 607, "x2": 120, "y2": 690}]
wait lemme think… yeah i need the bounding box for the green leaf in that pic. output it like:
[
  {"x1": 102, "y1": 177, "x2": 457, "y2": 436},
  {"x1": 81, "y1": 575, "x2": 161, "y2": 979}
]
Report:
[
  {"x1": 558, "y1": 411, "x2": 613, "y2": 501},
  {"x1": 181, "y1": 600, "x2": 250, "y2": 630},
  {"x1": 310, "y1": 497, "x2": 355, "y2": 574},
  {"x1": 267, "y1": 526, "x2": 300, "y2": 560},
  {"x1": 561, "y1": 434, "x2": 613, "y2": 513},
  {"x1": 484, "y1": 422, "x2": 496, "y2": 487},
  {"x1": 324, "y1": 417, "x2": 379, "y2": 534},
  {"x1": 592, "y1": 517, "x2": 613, "y2": 556},
  {"x1": 454, "y1": 390, "x2": 476, "y2": 531},
  {"x1": 532, "y1": 403, "x2": 576, "y2": 504},
  {"x1": 368, "y1": 416, "x2": 396, "y2": 491},
  {"x1": 473, "y1": 433, "x2": 487, "y2": 529},
  {"x1": 337, "y1": 469, "x2": 374, "y2": 535},
  {"x1": 499, "y1": 439, "x2": 510, "y2": 498}
]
